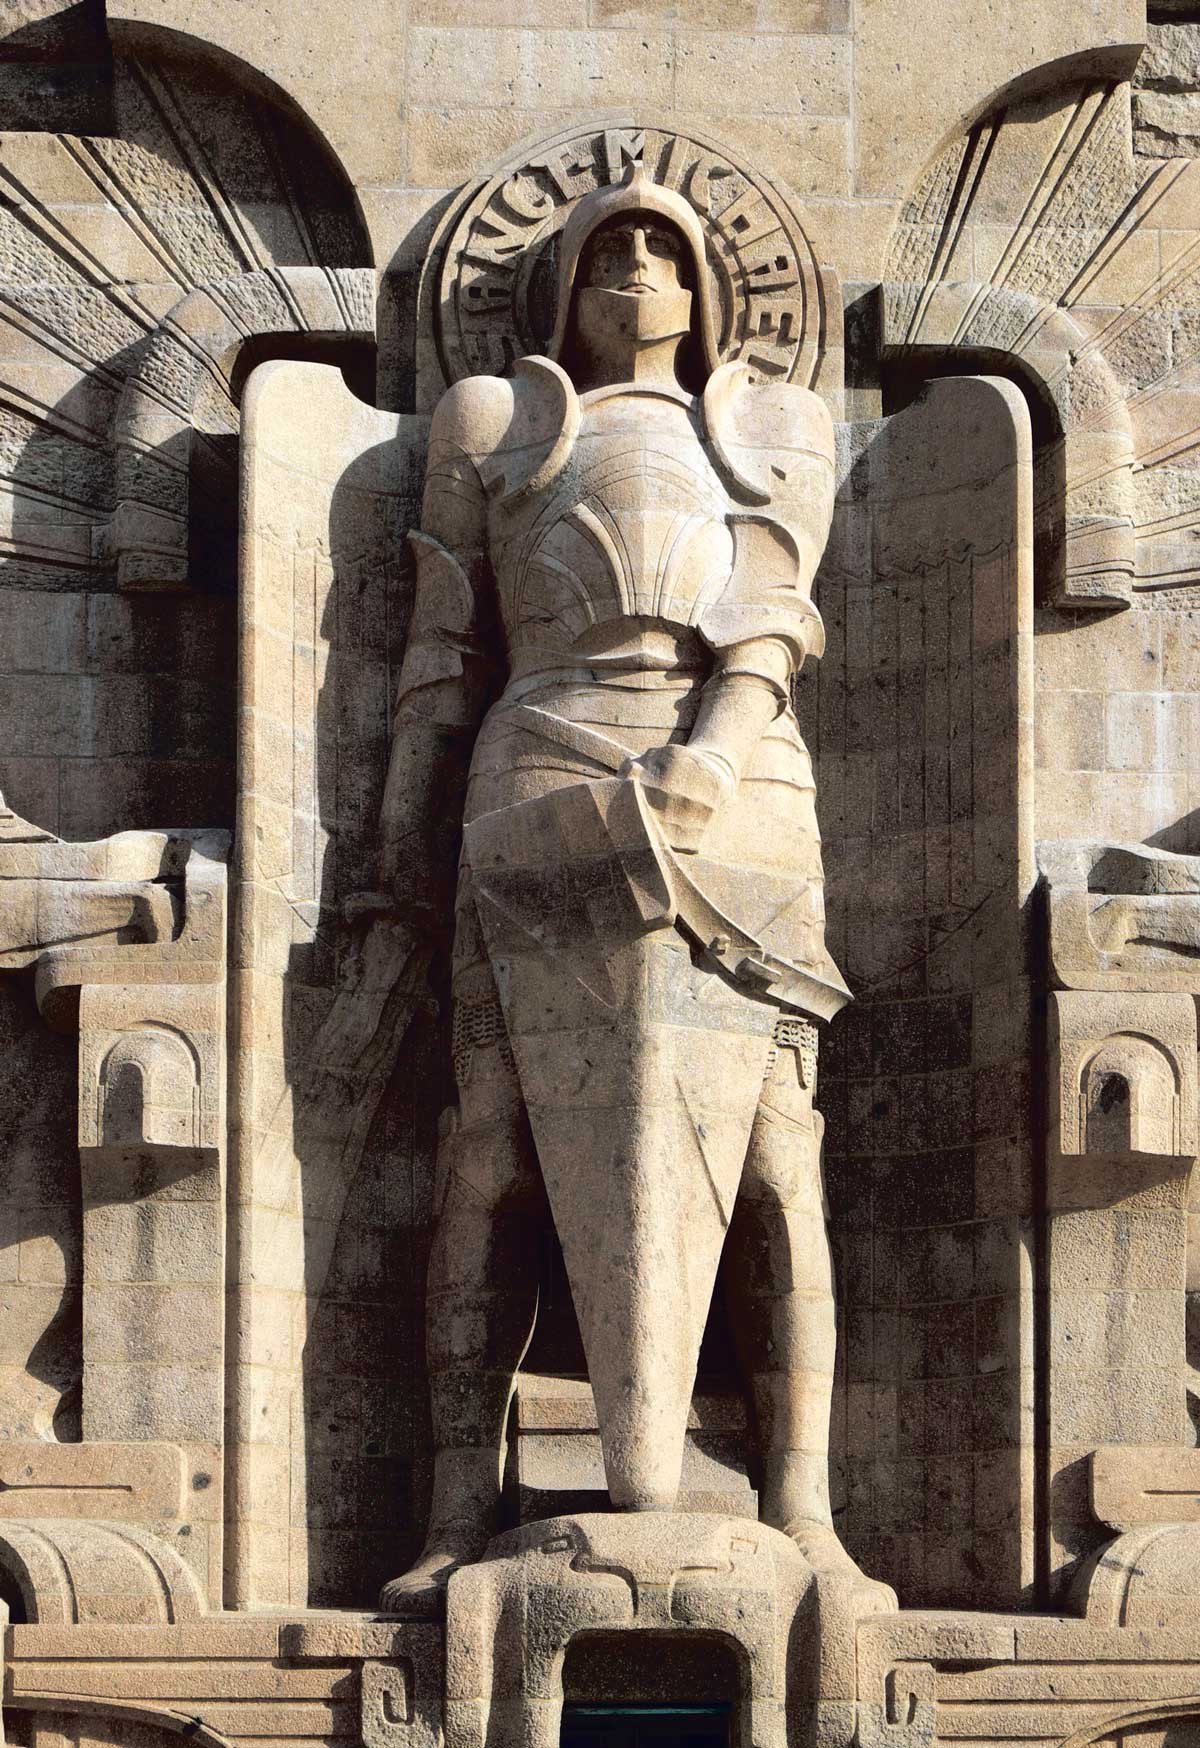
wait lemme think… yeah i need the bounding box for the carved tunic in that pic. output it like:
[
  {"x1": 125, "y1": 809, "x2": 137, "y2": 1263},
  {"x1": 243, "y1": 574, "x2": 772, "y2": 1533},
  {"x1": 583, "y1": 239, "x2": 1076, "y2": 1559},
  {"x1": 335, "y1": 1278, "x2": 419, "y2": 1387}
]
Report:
[{"x1": 397, "y1": 355, "x2": 845, "y2": 1022}]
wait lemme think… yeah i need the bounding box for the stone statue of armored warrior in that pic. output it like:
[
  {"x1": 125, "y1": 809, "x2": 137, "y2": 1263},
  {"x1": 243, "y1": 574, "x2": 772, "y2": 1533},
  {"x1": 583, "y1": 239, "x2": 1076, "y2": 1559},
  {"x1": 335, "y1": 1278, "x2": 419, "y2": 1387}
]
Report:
[{"x1": 378, "y1": 163, "x2": 892, "y2": 1613}]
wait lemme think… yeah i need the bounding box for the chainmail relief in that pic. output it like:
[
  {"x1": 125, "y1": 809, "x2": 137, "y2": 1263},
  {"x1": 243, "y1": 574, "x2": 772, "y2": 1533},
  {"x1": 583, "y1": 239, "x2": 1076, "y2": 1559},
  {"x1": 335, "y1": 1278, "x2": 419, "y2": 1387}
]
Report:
[{"x1": 452, "y1": 987, "x2": 515, "y2": 1084}]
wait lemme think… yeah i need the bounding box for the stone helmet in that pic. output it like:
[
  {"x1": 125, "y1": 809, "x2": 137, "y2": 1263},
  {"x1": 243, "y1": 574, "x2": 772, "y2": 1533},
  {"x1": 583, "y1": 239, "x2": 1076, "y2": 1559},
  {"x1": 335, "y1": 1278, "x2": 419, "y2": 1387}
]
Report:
[{"x1": 548, "y1": 161, "x2": 723, "y2": 385}]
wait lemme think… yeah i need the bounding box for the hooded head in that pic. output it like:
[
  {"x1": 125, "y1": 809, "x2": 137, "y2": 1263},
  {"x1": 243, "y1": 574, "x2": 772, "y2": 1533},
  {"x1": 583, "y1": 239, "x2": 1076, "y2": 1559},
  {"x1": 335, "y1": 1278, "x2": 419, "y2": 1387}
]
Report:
[{"x1": 548, "y1": 162, "x2": 722, "y2": 390}]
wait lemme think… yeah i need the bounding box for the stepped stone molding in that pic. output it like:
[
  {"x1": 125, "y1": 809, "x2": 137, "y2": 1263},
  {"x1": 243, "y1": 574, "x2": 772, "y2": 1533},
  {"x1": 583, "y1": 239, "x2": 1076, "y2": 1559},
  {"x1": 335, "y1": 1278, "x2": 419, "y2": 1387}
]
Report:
[
  {"x1": 4, "y1": 1615, "x2": 437, "y2": 1748},
  {"x1": 855, "y1": 1611, "x2": 1200, "y2": 1747}
]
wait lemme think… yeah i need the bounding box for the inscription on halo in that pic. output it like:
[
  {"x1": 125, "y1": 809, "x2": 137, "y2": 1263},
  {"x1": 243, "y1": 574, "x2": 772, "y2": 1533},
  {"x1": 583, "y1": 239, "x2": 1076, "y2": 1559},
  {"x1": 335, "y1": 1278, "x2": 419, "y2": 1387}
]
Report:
[{"x1": 436, "y1": 122, "x2": 824, "y2": 390}]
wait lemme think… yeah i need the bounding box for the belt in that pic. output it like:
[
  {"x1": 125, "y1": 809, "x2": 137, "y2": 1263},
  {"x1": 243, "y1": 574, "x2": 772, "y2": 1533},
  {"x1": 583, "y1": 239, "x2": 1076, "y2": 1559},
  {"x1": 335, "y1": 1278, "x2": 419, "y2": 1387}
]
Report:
[
  {"x1": 505, "y1": 704, "x2": 629, "y2": 771},
  {"x1": 504, "y1": 666, "x2": 703, "y2": 702}
]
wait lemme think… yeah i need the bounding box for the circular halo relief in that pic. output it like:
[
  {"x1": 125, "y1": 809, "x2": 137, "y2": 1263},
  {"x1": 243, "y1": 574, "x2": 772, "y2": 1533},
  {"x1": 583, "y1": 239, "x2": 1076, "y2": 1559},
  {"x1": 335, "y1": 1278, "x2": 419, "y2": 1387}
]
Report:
[{"x1": 435, "y1": 120, "x2": 824, "y2": 390}]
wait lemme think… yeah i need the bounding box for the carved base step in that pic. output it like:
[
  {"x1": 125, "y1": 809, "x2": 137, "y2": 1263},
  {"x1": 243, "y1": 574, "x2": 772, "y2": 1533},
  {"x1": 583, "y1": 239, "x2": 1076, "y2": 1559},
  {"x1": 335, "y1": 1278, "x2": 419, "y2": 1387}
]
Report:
[{"x1": 509, "y1": 1375, "x2": 756, "y2": 1524}]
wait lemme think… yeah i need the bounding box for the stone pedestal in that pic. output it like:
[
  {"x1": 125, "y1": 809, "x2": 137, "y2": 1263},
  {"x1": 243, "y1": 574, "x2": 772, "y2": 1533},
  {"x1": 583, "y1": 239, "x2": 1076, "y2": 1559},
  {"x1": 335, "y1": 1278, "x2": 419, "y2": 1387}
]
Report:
[{"x1": 444, "y1": 1514, "x2": 817, "y2": 1748}]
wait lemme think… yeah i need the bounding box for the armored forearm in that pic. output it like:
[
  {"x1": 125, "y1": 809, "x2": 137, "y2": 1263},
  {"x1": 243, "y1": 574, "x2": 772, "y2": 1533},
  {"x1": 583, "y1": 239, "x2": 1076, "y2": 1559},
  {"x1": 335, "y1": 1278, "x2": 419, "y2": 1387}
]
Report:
[
  {"x1": 686, "y1": 635, "x2": 794, "y2": 787},
  {"x1": 628, "y1": 634, "x2": 805, "y2": 853},
  {"x1": 380, "y1": 715, "x2": 475, "y2": 922},
  {"x1": 379, "y1": 506, "x2": 498, "y2": 920}
]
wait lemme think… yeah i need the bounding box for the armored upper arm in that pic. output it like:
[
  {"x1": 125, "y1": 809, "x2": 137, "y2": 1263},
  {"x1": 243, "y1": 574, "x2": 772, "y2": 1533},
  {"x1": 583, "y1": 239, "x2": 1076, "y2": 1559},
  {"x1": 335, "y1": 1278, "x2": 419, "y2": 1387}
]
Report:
[
  {"x1": 395, "y1": 375, "x2": 514, "y2": 727},
  {"x1": 700, "y1": 366, "x2": 835, "y2": 673}
]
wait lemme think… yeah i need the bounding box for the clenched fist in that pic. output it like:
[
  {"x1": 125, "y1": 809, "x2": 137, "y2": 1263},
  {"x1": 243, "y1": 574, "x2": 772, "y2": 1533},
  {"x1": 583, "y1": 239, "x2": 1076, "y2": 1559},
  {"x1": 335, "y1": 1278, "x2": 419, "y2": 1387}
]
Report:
[{"x1": 620, "y1": 741, "x2": 735, "y2": 853}]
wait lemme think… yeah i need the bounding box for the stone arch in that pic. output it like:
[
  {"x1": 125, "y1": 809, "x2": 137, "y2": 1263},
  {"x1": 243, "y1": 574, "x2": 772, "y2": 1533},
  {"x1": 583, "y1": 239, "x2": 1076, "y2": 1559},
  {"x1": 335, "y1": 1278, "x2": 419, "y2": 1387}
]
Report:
[
  {"x1": 1079, "y1": 1032, "x2": 1183, "y2": 1155},
  {"x1": 96, "y1": 1025, "x2": 201, "y2": 1150},
  {"x1": 0, "y1": 1520, "x2": 204, "y2": 1624},
  {"x1": 10, "y1": 1697, "x2": 236, "y2": 1748},
  {"x1": 110, "y1": 266, "x2": 375, "y2": 590},
  {"x1": 899, "y1": 44, "x2": 1143, "y2": 198},
  {"x1": 103, "y1": 17, "x2": 371, "y2": 234},
  {"x1": 1061, "y1": 1700, "x2": 1200, "y2": 1748},
  {"x1": 881, "y1": 282, "x2": 1135, "y2": 611},
  {"x1": 0, "y1": 18, "x2": 377, "y2": 598},
  {"x1": 878, "y1": 57, "x2": 1161, "y2": 608}
]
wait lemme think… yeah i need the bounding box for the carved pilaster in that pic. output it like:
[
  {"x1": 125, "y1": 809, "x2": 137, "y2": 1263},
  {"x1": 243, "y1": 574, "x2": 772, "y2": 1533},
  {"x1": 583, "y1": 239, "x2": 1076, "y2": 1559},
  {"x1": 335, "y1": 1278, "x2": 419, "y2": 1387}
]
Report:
[
  {"x1": 1039, "y1": 839, "x2": 1200, "y2": 1602},
  {"x1": 0, "y1": 796, "x2": 229, "y2": 1609}
]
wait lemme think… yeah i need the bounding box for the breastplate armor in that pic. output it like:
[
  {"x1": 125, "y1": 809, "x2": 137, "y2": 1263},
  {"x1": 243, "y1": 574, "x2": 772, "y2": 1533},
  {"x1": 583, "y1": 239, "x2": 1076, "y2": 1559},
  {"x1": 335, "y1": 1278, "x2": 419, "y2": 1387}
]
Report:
[
  {"x1": 402, "y1": 356, "x2": 835, "y2": 709},
  {"x1": 489, "y1": 388, "x2": 734, "y2": 671}
]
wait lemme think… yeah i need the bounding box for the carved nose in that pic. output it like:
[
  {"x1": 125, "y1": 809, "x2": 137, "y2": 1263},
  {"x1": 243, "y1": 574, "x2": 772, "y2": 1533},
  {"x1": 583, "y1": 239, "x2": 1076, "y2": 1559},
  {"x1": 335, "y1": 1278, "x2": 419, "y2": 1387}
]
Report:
[{"x1": 631, "y1": 227, "x2": 650, "y2": 271}]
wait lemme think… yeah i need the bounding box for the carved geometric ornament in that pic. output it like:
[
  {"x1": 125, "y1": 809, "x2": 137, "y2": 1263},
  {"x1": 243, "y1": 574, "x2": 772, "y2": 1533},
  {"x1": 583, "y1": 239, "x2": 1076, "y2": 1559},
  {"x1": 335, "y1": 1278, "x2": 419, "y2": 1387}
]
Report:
[{"x1": 434, "y1": 116, "x2": 825, "y2": 389}]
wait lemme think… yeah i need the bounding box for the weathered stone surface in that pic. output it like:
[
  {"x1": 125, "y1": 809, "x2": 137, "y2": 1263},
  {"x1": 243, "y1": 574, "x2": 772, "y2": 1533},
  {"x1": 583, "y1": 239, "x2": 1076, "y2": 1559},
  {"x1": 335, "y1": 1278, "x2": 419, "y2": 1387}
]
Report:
[
  {"x1": 1041, "y1": 840, "x2": 1200, "y2": 992},
  {"x1": 1091, "y1": 1444, "x2": 1200, "y2": 1531},
  {"x1": 1135, "y1": 20, "x2": 1200, "y2": 154},
  {"x1": 0, "y1": 1443, "x2": 184, "y2": 1523},
  {"x1": 234, "y1": 361, "x2": 427, "y2": 1611},
  {"x1": 0, "y1": 806, "x2": 228, "y2": 1604},
  {"x1": 444, "y1": 1514, "x2": 815, "y2": 1748},
  {"x1": 803, "y1": 375, "x2": 1037, "y2": 1610},
  {"x1": 3, "y1": 7, "x2": 1200, "y2": 1748}
]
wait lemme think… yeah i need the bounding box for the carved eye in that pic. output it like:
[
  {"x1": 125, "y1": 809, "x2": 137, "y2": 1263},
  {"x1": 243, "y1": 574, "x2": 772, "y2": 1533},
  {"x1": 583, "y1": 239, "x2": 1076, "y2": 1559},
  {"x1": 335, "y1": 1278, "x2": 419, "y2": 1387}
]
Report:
[
  {"x1": 644, "y1": 226, "x2": 683, "y2": 259},
  {"x1": 588, "y1": 234, "x2": 627, "y2": 272}
]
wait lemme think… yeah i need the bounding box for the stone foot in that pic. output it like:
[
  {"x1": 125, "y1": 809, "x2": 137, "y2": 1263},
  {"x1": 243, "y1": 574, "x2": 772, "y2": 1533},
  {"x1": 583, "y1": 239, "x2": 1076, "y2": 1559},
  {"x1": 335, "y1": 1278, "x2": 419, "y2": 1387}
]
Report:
[
  {"x1": 784, "y1": 1519, "x2": 897, "y2": 1616},
  {"x1": 378, "y1": 1517, "x2": 491, "y2": 1616}
]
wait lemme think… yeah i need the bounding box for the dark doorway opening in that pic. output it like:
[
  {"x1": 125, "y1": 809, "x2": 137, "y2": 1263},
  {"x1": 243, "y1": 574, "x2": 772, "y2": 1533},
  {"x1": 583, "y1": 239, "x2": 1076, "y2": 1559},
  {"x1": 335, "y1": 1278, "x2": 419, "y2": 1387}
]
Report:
[
  {"x1": 560, "y1": 1630, "x2": 742, "y2": 1747},
  {"x1": 561, "y1": 1705, "x2": 732, "y2": 1748},
  {"x1": 563, "y1": 1629, "x2": 741, "y2": 1748}
]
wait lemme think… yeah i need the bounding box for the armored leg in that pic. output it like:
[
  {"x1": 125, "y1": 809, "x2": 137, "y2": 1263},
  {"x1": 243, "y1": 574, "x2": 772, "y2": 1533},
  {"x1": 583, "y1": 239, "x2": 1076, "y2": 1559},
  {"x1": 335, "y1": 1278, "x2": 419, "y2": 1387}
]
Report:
[
  {"x1": 725, "y1": 1036, "x2": 835, "y2": 1534},
  {"x1": 725, "y1": 1034, "x2": 894, "y2": 1608},
  {"x1": 380, "y1": 997, "x2": 545, "y2": 1612}
]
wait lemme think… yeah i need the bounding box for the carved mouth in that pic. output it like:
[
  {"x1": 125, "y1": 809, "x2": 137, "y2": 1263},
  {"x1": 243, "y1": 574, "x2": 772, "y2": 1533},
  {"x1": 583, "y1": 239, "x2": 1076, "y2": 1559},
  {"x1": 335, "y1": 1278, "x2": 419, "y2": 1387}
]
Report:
[{"x1": 621, "y1": 279, "x2": 655, "y2": 293}]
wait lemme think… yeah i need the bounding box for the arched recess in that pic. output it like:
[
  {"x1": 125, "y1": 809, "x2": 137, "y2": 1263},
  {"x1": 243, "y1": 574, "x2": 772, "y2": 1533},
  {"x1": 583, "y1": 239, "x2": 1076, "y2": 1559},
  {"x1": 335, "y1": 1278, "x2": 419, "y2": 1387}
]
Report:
[
  {"x1": 96, "y1": 1024, "x2": 200, "y2": 1149},
  {"x1": 1079, "y1": 1032, "x2": 1183, "y2": 1155},
  {"x1": 6, "y1": 1698, "x2": 237, "y2": 1748},
  {"x1": 110, "y1": 266, "x2": 374, "y2": 590},
  {"x1": 806, "y1": 374, "x2": 1037, "y2": 1609},
  {"x1": 880, "y1": 286, "x2": 1134, "y2": 609},
  {"x1": 0, "y1": 33, "x2": 379, "y2": 1627},
  {"x1": 880, "y1": 59, "x2": 1200, "y2": 611},
  {"x1": 0, "y1": 21, "x2": 375, "y2": 598},
  {"x1": 1061, "y1": 1699, "x2": 1200, "y2": 1746},
  {"x1": 0, "y1": 19, "x2": 376, "y2": 839}
]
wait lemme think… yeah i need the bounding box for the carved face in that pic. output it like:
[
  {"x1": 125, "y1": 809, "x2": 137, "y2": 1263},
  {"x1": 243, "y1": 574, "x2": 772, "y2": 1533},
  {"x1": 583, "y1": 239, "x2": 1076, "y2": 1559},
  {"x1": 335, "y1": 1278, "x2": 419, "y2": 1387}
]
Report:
[
  {"x1": 580, "y1": 217, "x2": 689, "y2": 298},
  {"x1": 566, "y1": 213, "x2": 697, "y2": 386}
]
